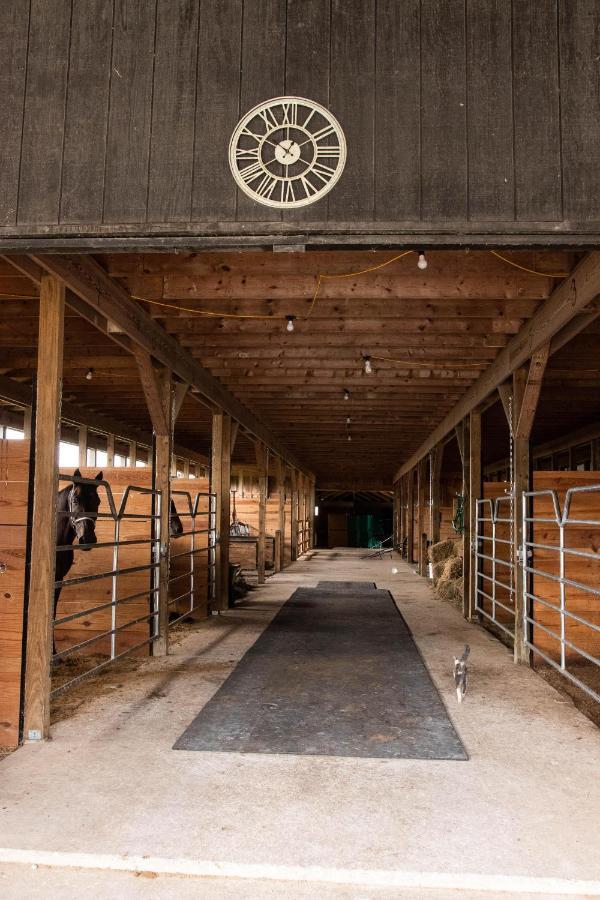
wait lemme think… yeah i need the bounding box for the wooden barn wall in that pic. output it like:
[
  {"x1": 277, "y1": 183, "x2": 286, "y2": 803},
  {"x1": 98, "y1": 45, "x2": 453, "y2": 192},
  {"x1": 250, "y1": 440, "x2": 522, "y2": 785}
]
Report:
[
  {"x1": 1, "y1": 0, "x2": 599, "y2": 244},
  {"x1": 0, "y1": 439, "x2": 30, "y2": 749}
]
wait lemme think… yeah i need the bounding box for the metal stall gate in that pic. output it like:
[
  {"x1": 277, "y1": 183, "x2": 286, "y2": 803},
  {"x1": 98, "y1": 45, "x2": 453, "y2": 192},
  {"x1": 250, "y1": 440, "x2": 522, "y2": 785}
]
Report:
[
  {"x1": 168, "y1": 489, "x2": 217, "y2": 625},
  {"x1": 474, "y1": 495, "x2": 516, "y2": 643},
  {"x1": 523, "y1": 484, "x2": 600, "y2": 704},
  {"x1": 52, "y1": 475, "x2": 161, "y2": 697}
]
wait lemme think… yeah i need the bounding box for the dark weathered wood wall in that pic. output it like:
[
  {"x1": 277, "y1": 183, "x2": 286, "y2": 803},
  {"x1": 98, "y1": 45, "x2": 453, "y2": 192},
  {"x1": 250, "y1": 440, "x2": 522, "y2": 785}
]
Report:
[{"x1": 1, "y1": 0, "x2": 599, "y2": 247}]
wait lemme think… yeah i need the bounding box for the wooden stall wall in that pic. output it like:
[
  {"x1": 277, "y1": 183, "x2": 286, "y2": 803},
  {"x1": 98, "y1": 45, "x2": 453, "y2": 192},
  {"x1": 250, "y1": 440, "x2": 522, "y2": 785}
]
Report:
[
  {"x1": 440, "y1": 476, "x2": 463, "y2": 542},
  {"x1": 530, "y1": 471, "x2": 600, "y2": 666},
  {"x1": 0, "y1": 439, "x2": 30, "y2": 749}
]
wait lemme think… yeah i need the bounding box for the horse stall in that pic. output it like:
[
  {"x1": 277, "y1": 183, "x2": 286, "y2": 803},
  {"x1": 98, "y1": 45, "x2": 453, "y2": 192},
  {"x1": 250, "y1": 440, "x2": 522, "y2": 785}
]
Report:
[
  {"x1": 477, "y1": 472, "x2": 600, "y2": 700},
  {"x1": 229, "y1": 474, "x2": 292, "y2": 578},
  {"x1": 53, "y1": 467, "x2": 214, "y2": 694},
  {"x1": 0, "y1": 439, "x2": 30, "y2": 749}
]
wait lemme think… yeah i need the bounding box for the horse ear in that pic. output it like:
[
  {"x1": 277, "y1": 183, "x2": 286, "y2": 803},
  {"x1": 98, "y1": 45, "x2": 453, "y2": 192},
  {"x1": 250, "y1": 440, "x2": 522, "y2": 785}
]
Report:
[
  {"x1": 95, "y1": 471, "x2": 103, "y2": 481},
  {"x1": 74, "y1": 468, "x2": 81, "y2": 478}
]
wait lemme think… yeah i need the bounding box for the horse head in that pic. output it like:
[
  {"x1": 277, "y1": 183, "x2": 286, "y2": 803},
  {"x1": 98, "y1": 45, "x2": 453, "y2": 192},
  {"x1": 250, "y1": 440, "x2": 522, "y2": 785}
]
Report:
[
  {"x1": 69, "y1": 469, "x2": 103, "y2": 549},
  {"x1": 170, "y1": 498, "x2": 184, "y2": 537}
]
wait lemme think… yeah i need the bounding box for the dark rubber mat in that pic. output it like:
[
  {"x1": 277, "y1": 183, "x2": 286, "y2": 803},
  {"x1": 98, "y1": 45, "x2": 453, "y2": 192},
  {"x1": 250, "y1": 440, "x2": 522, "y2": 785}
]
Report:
[{"x1": 174, "y1": 585, "x2": 467, "y2": 760}]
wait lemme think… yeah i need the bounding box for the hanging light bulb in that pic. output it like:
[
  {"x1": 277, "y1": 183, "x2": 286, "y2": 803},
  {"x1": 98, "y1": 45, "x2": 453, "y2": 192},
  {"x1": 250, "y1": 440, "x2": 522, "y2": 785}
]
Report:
[
  {"x1": 347, "y1": 434, "x2": 352, "y2": 442},
  {"x1": 286, "y1": 315, "x2": 295, "y2": 333},
  {"x1": 346, "y1": 416, "x2": 351, "y2": 425},
  {"x1": 363, "y1": 355, "x2": 373, "y2": 375},
  {"x1": 417, "y1": 250, "x2": 428, "y2": 270},
  {"x1": 343, "y1": 388, "x2": 350, "y2": 401},
  {"x1": 86, "y1": 368, "x2": 94, "y2": 381}
]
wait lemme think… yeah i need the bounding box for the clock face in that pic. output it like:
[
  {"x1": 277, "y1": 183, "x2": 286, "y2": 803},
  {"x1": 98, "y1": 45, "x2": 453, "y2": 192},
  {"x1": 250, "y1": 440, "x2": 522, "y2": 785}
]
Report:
[{"x1": 229, "y1": 97, "x2": 346, "y2": 209}]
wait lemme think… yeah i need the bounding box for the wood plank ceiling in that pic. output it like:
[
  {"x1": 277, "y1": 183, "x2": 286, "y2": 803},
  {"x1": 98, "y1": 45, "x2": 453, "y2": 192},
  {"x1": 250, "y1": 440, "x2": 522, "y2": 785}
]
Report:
[{"x1": 0, "y1": 249, "x2": 591, "y2": 485}]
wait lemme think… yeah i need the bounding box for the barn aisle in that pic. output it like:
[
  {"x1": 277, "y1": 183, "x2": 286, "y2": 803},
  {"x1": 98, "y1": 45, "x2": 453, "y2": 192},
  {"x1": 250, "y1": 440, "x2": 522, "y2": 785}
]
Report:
[{"x1": 1, "y1": 551, "x2": 599, "y2": 898}]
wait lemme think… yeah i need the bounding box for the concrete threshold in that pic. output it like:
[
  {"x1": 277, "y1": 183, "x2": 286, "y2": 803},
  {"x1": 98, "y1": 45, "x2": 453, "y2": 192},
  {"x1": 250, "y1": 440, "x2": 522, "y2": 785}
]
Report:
[{"x1": 1, "y1": 847, "x2": 600, "y2": 896}]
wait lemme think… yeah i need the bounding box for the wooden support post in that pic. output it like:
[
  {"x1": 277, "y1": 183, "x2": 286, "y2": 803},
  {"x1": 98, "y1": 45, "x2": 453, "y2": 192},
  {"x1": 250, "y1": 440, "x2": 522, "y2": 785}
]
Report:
[
  {"x1": 417, "y1": 457, "x2": 427, "y2": 576},
  {"x1": 274, "y1": 458, "x2": 285, "y2": 571},
  {"x1": 398, "y1": 476, "x2": 405, "y2": 554},
  {"x1": 211, "y1": 412, "x2": 232, "y2": 611},
  {"x1": 255, "y1": 441, "x2": 268, "y2": 584},
  {"x1": 290, "y1": 468, "x2": 298, "y2": 560},
  {"x1": 393, "y1": 482, "x2": 399, "y2": 548},
  {"x1": 468, "y1": 408, "x2": 482, "y2": 620},
  {"x1": 512, "y1": 365, "x2": 529, "y2": 664},
  {"x1": 78, "y1": 425, "x2": 88, "y2": 467},
  {"x1": 24, "y1": 275, "x2": 65, "y2": 741},
  {"x1": 153, "y1": 370, "x2": 172, "y2": 656},
  {"x1": 309, "y1": 480, "x2": 316, "y2": 549},
  {"x1": 460, "y1": 417, "x2": 471, "y2": 620},
  {"x1": 407, "y1": 469, "x2": 415, "y2": 564},
  {"x1": 134, "y1": 348, "x2": 173, "y2": 655},
  {"x1": 106, "y1": 432, "x2": 115, "y2": 466},
  {"x1": 430, "y1": 444, "x2": 443, "y2": 545}
]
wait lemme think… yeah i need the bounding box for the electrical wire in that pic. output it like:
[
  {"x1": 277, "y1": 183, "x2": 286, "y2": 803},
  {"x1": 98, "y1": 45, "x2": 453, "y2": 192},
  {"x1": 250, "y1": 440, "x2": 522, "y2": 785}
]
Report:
[{"x1": 490, "y1": 250, "x2": 569, "y2": 278}]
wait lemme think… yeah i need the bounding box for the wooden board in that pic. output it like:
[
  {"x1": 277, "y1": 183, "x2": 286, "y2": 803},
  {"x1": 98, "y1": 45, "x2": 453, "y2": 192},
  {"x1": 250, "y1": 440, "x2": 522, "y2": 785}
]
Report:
[
  {"x1": 0, "y1": 439, "x2": 30, "y2": 748},
  {"x1": 1, "y1": 1, "x2": 597, "y2": 242}
]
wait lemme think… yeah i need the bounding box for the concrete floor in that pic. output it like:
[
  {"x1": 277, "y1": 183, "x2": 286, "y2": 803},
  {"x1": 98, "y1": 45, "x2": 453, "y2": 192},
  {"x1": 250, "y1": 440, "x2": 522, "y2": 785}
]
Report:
[{"x1": 1, "y1": 549, "x2": 599, "y2": 899}]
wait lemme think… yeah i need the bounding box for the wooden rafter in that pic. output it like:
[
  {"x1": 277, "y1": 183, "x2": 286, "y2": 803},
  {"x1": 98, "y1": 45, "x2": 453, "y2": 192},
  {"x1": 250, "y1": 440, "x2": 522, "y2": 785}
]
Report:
[
  {"x1": 26, "y1": 254, "x2": 311, "y2": 476},
  {"x1": 395, "y1": 252, "x2": 600, "y2": 480},
  {"x1": 515, "y1": 344, "x2": 550, "y2": 440}
]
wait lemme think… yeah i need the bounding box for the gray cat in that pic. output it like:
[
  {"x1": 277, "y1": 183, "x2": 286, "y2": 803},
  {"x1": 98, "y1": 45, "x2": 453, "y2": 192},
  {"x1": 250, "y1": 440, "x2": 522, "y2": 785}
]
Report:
[{"x1": 453, "y1": 644, "x2": 470, "y2": 702}]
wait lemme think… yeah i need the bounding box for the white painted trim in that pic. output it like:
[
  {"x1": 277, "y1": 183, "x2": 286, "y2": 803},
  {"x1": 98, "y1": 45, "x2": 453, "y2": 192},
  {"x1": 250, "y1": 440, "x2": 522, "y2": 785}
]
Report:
[{"x1": 1, "y1": 848, "x2": 599, "y2": 895}]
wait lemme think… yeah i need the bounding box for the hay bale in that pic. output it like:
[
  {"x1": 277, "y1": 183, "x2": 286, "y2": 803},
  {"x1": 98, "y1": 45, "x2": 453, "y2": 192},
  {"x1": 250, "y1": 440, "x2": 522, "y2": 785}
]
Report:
[
  {"x1": 429, "y1": 539, "x2": 457, "y2": 564},
  {"x1": 444, "y1": 555, "x2": 463, "y2": 580},
  {"x1": 432, "y1": 560, "x2": 447, "y2": 585},
  {"x1": 436, "y1": 576, "x2": 464, "y2": 609}
]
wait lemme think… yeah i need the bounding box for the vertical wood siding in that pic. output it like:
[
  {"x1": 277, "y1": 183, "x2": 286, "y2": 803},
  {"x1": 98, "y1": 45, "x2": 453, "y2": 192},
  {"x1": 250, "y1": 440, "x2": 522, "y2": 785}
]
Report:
[{"x1": 1, "y1": 0, "x2": 599, "y2": 236}]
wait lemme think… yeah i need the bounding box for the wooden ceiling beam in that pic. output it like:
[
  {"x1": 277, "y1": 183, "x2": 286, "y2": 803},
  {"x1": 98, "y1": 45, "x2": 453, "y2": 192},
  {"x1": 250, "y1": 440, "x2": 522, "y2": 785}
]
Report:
[
  {"x1": 395, "y1": 252, "x2": 600, "y2": 479},
  {"x1": 163, "y1": 317, "x2": 524, "y2": 335},
  {"x1": 30, "y1": 254, "x2": 311, "y2": 477}
]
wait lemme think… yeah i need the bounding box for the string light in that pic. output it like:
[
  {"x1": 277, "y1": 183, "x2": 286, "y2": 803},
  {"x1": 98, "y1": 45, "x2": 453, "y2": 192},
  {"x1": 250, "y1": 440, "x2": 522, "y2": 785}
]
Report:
[
  {"x1": 343, "y1": 388, "x2": 350, "y2": 401},
  {"x1": 417, "y1": 250, "x2": 428, "y2": 270},
  {"x1": 363, "y1": 355, "x2": 373, "y2": 375},
  {"x1": 86, "y1": 368, "x2": 94, "y2": 381},
  {"x1": 286, "y1": 315, "x2": 295, "y2": 333},
  {"x1": 346, "y1": 416, "x2": 351, "y2": 425}
]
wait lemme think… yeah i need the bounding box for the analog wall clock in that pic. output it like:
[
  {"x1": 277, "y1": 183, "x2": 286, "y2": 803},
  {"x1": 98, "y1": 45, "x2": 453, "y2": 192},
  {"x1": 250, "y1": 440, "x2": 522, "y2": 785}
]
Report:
[{"x1": 228, "y1": 96, "x2": 346, "y2": 208}]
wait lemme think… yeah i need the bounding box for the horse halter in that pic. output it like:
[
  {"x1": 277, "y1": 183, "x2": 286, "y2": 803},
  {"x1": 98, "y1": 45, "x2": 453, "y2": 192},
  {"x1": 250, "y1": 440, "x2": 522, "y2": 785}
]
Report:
[{"x1": 68, "y1": 486, "x2": 97, "y2": 530}]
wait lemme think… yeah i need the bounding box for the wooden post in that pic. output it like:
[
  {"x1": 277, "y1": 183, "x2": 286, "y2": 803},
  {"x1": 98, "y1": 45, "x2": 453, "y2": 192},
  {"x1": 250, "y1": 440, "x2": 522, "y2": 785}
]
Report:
[
  {"x1": 290, "y1": 468, "x2": 298, "y2": 560},
  {"x1": 430, "y1": 445, "x2": 443, "y2": 545},
  {"x1": 106, "y1": 432, "x2": 115, "y2": 466},
  {"x1": 133, "y1": 347, "x2": 173, "y2": 655},
  {"x1": 153, "y1": 372, "x2": 172, "y2": 655},
  {"x1": 308, "y1": 480, "x2": 316, "y2": 549},
  {"x1": 211, "y1": 412, "x2": 232, "y2": 611},
  {"x1": 468, "y1": 408, "x2": 482, "y2": 620},
  {"x1": 461, "y1": 417, "x2": 471, "y2": 620},
  {"x1": 512, "y1": 365, "x2": 529, "y2": 663},
  {"x1": 274, "y1": 458, "x2": 285, "y2": 571},
  {"x1": 417, "y1": 457, "x2": 427, "y2": 576},
  {"x1": 399, "y1": 475, "x2": 405, "y2": 554},
  {"x1": 24, "y1": 275, "x2": 65, "y2": 741},
  {"x1": 407, "y1": 468, "x2": 415, "y2": 564},
  {"x1": 255, "y1": 441, "x2": 268, "y2": 584},
  {"x1": 78, "y1": 425, "x2": 88, "y2": 467}
]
